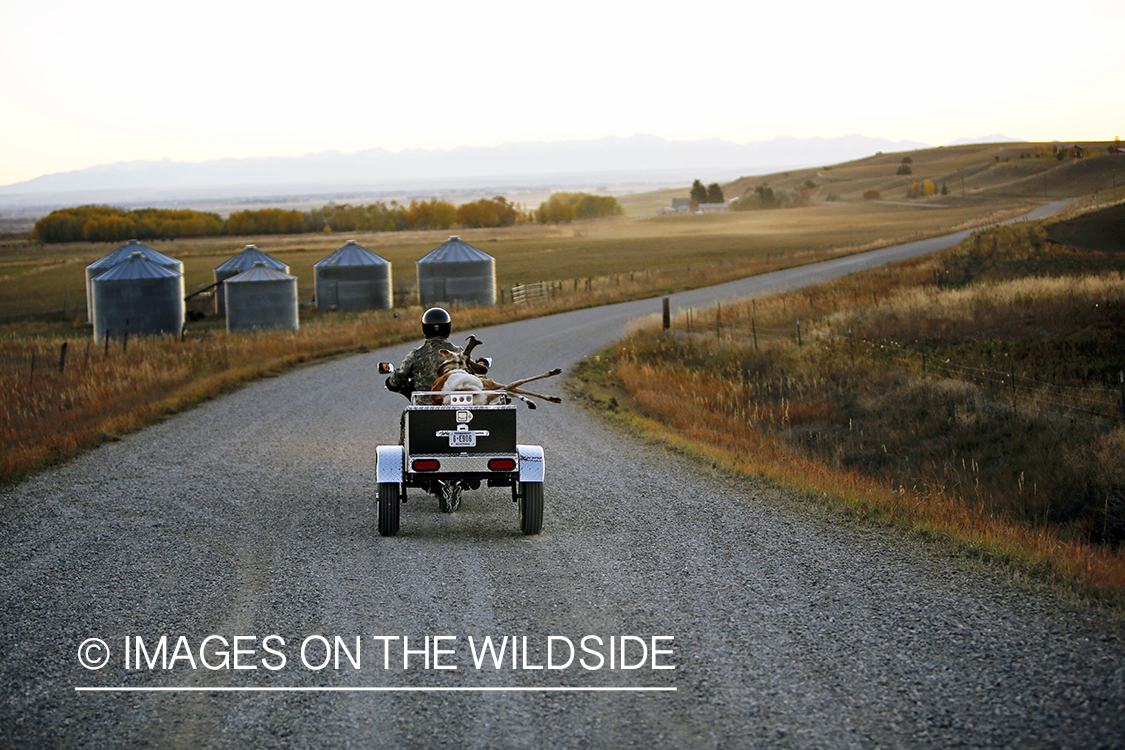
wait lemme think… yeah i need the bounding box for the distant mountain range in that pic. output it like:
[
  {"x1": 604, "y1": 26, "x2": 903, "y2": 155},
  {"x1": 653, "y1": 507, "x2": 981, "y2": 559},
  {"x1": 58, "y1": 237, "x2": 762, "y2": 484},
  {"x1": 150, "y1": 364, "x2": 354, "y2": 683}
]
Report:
[{"x1": 0, "y1": 133, "x2": 1024, "y2": 205}]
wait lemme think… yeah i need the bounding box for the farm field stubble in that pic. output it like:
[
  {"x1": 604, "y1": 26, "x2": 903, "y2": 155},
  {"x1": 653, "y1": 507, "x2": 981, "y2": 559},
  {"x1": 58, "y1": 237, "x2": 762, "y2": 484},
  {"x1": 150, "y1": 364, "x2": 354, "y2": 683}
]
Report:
[{"x1": 0, "y1": 199, "x2": 1027, "y2": 324}]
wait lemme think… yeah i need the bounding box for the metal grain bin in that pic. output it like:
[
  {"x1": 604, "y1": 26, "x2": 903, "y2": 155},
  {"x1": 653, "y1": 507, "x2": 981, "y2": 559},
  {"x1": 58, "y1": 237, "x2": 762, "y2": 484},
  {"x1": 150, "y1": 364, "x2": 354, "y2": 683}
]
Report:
[
  {"x1": 223, "y1": 262, "x2": 299, "y2": 333},
  {"x1": 314, "y1": 240, "x2": 393, "y2": 312},
  {"x1": 85, "y1": 239, "x2": 182, "y2": 322},
  {"x1": 91, "y1": 251, "x2": 185, "y2": 343},
  {"x1": 416, "y1": 236, "x2": 496, "y2": 307},
  {"x1": 213, "y1": 245, "x2": 289, "y2": 315}
]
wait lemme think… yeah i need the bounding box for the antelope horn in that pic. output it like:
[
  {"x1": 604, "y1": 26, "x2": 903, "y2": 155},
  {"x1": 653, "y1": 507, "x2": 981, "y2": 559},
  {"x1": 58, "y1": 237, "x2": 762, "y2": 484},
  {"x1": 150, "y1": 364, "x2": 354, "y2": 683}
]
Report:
[{"x1": 463, "y1": 335, "x2": 489, "y2": 374}]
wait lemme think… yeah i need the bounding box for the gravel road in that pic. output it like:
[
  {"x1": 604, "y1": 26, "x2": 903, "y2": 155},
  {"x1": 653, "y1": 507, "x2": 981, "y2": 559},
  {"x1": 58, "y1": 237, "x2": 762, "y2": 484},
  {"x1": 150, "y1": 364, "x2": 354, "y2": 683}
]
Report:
[{"x1": 4, "y1": 202, "x2": 1123, "y2": 748}]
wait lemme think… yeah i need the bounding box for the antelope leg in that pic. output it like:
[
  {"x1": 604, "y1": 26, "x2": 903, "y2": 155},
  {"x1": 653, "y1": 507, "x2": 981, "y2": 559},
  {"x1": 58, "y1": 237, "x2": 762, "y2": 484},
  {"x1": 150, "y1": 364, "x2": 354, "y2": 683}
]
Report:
[
  {"x1": 506, "y1": 386, "x2": 562, "y2": 404},
  {"x1": 503, "y1": 368, "x2": 562, "y2": 390}
]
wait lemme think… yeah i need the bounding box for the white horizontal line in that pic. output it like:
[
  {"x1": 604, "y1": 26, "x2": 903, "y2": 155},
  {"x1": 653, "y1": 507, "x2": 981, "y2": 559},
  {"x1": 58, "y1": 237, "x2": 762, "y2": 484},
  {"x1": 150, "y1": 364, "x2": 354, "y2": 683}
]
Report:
[{"x1": 76, "y1": 686, "x2": 676, "y2": 693}]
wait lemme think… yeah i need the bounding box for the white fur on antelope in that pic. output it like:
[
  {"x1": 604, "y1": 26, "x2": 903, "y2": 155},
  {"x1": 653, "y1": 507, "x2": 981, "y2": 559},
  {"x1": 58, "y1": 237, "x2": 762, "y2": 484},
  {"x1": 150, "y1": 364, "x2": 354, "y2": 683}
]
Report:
[{"x1": 435, "y1": 370, "x2": 489, "y2": 404}]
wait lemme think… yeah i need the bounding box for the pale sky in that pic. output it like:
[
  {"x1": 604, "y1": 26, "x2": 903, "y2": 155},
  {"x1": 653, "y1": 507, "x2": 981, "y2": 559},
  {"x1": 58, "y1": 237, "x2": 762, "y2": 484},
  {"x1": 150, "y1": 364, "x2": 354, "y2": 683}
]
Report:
[{"x1": 1, "y1": 0, "x2": 1122, "y2": 187}]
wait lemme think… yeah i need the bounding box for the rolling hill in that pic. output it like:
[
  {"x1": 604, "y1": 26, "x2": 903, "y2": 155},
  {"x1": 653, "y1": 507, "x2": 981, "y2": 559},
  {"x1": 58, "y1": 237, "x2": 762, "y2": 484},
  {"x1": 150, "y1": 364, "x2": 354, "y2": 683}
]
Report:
[{"x1": 721, "y1": 141, "x2": 1124, "y2": 205}]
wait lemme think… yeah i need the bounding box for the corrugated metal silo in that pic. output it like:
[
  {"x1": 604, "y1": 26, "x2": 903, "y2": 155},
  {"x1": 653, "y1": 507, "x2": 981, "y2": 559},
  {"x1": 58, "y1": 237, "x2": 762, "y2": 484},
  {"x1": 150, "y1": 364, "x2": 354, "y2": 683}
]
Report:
[
  {"x1": 416, "y1": 236, "x2": 496, "y2": 306},
  {"x1": 223, "y1": 262, "x2": 299, "y2": 333},
  {"x1": 314, "y1": 240, "x2": 393, "y2": 312},
  {"x1": 91, "y1": 251, "x2": 185, "y2": 343},
  {"x1": 213, "y1": 245, "x2": 289, "y2": 315},
  {"x1": 85, "y1": 239, "x2": 182, "y2": 322}
]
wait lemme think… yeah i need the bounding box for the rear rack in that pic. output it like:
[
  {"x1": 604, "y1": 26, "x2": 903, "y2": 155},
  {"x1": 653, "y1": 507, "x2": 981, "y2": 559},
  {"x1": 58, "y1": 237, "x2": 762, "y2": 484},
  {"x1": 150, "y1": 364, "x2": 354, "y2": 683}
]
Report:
[{"x1": 409, "y1": 390, "x2": 509, "y2": 406}]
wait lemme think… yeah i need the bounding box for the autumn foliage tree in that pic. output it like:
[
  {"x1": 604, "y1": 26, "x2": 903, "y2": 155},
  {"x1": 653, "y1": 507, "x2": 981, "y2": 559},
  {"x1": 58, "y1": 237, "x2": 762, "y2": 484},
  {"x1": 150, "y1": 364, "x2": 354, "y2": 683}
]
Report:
[
  {"x1": 407, "y1": 199, "x2": 457, "y2": 230},
  {"x1": 31, "y1": 195, "x2": 528, "y2": 242},
  {"x1": 30, "y1": 205, "x2": 223, "y2": 243},
  {"x1": 535, "y1": 192, "x2": 623, "y2": 223},
  {"x1": 225, "y1": 209, "x2": 306, "y2": 236},
  {"x1": 456, "y1": 196, "x2": 519, "y2": 228}
]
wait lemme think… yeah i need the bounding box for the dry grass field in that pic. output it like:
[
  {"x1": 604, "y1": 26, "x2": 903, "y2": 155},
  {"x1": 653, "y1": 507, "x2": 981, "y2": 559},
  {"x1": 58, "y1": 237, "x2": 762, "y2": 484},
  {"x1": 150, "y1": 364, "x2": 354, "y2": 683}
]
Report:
[
  {"x1": 0, "y1": 198, "x2": 1027, "y2": 325},
  {"x1": 6, "y1": 141, "x2": 1121, "y2": 326},
  {"x1": 725, "y1": 140, "x2": 1124, "y2": 203},
  {"x1": 575, "y1": 193, "x2": 1125, "y2": 606}
]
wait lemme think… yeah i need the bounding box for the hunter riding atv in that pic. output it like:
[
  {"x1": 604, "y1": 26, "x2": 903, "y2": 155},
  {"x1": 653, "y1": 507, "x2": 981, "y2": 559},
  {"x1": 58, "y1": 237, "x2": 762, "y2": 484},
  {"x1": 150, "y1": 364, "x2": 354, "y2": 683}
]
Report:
[{"x1": 376, "y1": 361, "x2": 547, "y2": 537}]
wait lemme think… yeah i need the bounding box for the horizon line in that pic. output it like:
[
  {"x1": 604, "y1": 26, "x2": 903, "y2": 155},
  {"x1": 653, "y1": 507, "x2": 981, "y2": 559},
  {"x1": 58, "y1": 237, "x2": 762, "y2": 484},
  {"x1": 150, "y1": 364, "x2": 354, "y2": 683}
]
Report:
[{"x1": 4, "y1": 132, "x2": 987, "y2": 190}]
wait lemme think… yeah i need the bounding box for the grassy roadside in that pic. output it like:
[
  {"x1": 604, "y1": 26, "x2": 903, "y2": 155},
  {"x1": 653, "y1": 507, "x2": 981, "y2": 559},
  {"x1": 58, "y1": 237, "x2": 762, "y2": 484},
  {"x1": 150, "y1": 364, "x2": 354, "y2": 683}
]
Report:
[
  {"x1": 0, "y1": 302, "x2": 553, "y2": 487},
  {"x1": 570, "y1": 339, "x2": 1125, "y2": 612},
  {"x1": 568, "y1": 208, "x2": 1125, "y2": 611}
]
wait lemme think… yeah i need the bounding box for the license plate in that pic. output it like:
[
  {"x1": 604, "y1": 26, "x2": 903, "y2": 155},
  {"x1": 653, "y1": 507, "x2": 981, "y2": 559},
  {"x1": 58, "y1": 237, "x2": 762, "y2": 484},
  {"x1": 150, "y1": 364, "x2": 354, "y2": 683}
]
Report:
[{"x1": 449, "y1": 431, "x2": 477, "y2": 448}]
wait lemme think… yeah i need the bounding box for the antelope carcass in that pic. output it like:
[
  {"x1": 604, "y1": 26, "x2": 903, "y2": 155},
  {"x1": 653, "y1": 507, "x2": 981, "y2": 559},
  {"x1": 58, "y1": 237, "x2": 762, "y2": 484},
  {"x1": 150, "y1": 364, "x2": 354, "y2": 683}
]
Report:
[{"x1": 429, "y1": 335, "x2": 562, "y2": 408}]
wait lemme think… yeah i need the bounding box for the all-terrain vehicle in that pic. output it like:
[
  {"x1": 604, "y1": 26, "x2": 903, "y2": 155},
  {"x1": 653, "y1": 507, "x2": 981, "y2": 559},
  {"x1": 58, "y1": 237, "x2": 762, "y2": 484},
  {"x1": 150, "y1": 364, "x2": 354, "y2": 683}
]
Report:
[{"x1": 375, "y1": 373, "x2": 545, "y2": 537}]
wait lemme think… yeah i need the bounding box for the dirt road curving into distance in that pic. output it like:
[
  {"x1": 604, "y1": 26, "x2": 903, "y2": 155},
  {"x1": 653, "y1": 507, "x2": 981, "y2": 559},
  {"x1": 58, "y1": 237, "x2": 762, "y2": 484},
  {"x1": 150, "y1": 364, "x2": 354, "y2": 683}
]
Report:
[{"x1": 4, "y1": 201, "x2": 1123, "y2": 748}]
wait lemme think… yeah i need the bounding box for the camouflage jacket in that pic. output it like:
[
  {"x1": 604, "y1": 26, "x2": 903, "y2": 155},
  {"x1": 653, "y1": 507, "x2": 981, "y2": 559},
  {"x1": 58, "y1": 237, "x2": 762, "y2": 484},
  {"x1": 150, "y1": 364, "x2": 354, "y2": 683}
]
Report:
[{"x1": 387, "y1": 337, "x2": 461, "y2": 394}]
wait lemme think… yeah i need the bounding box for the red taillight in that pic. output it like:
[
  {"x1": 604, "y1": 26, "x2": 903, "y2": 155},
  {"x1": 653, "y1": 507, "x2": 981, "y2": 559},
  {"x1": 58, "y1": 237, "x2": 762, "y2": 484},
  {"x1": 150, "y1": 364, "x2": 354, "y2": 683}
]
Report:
[
  {"x1": 412, "y1": 459, "x2": 440, "y2": 471},
  {"x1": 488, "y1": 458, "x2": 517, "y2": 471}
]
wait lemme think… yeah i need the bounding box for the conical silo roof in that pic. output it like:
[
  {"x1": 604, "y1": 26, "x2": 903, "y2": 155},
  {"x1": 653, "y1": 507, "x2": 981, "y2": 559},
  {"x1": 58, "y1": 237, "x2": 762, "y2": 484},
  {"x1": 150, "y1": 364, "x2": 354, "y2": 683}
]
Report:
[
  {"x1": 417, "y1": 235, "x2": 494, "y2": 264},
  {"x1": 224, "y1": 261, "x2": 299, "y2": 333},
  {"x1": 215, "y1": 245, "x2": 288, "y2": 274},
  {"x1": 94, "y1": 251, "x2": 182, "y2": 281},
  {"x1": 85, "y1": 240, "x2": 182, "y2": 323},
  {"x1": 91, "y1": 251, "x2": 185, "y2": 343},
  {"x1": 225, "y1": 261, "x2": 296, "y2": 283},
  {"x1": 88, "y1": 239, "x2": 180, "y2": 274},
  {"x1": 315, "y1": 240, "x2": 390, "y2": 267}
]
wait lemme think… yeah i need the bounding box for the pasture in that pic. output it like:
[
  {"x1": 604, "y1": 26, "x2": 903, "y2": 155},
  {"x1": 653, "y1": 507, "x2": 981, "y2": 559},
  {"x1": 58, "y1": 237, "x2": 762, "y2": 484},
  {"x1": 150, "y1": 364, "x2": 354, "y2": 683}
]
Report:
[{"x1": 0, "y1": 197, "x2": 1028, "y2": 326}]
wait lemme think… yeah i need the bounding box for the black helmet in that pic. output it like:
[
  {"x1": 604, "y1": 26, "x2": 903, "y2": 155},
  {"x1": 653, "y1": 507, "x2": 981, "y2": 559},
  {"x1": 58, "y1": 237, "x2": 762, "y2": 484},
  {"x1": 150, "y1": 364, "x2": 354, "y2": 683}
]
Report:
[{"x1": 421, "y1": 307, "x2": 451, "y2": 338}]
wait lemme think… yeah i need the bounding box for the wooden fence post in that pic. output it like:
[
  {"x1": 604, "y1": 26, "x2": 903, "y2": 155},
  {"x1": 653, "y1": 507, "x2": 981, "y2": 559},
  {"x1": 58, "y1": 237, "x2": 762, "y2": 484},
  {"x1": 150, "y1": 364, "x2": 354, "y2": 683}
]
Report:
[
  {"x1": 1009, "y1": 361, "x2": 1016, "y2": 409},
  {"x1": 662, "y1": 298, "x2": 670, "y2": 330},
  {"x1": 1119, "y1": 371, "x2": 1124, "y2": 422}
]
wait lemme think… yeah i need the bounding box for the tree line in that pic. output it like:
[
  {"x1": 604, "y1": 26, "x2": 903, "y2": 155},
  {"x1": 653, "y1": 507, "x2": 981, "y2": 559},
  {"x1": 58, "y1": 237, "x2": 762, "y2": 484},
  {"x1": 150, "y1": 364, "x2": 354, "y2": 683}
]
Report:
[
  {"x1": 30, "y1": 206, "x2": 225, "y2": 243},
  {"x1": 532, "y1": 192, "x2": 623, "y2": 223},
  {"x1": 30, "y1": 192, "x2": 625, "y2": 243}
]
